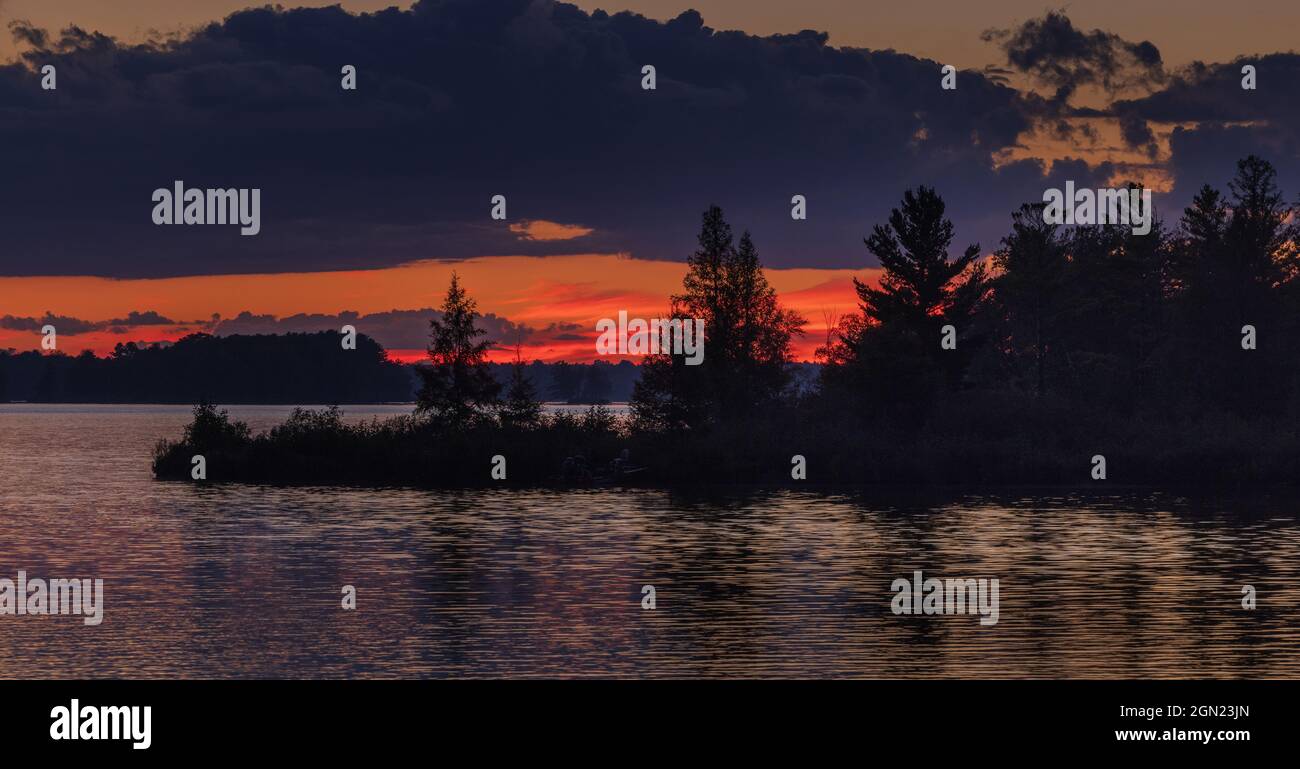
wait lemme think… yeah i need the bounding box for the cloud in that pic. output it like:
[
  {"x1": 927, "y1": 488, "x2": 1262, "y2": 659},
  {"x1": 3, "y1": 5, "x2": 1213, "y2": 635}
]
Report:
[
  {"x1": 104, "y1": 309, "x2": 177, "y2": 326},
  {"x1": 0, "y1": 0, "x2": 1038, "y2": 277},
  {"x1": 509, "y1": 219, "x2": 594, "y2": 241},
  {"x1": 2, "y1": 4, "x2": 1292, "y2": 280},
  {"x1": 0, "y1": 310, "x2": 186, "y2": 335},
  {"x1": 1111, "y1": 53, "x2": 1300, "y2": 211},
  {"x1": 982, "y1": 10, "x2": 1165, "y2": 104},
  {"x1": 0, "y1": 312, "x2": 98, "y2": 335}
]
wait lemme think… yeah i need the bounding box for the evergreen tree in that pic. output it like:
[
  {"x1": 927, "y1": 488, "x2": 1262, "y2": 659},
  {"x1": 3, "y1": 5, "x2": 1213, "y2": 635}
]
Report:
[
  {"x1": 1174, "y1": 184, "x2": 1229, "y2": 296},
  {"x1": 1221, "y1": 156, "x2": 1297, "y2": 411},
  {"x1": 499, "y1": 349, "x2": 543, "y2": 429},
  {"x1": 416, "y1": 273, "x2": 501, "y2": 426},
  {"x1": 858, "y1": 186, "x2": 983, "y2": 330},
  {"x1": 1224, "y1": 155, "x2": 1296, "y2": 315},
  {"x1": 825, "y1": 186, "x2": 989, "y2": 407},
  {"x1": 992, "y1": 203, "x2": 1068, "y2": 395},
  {"x1": 1059, "y1": 195, "x2": 1171, "y2": 409},
  {"x1": 631, "y1": 206, "x2": 804, "y2": 430}
]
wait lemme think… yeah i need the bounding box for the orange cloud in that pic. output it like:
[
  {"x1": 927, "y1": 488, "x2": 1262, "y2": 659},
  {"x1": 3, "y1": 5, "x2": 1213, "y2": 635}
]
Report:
[{"x1": 508, "y1": 220, "x2": 595, "y2": 241}]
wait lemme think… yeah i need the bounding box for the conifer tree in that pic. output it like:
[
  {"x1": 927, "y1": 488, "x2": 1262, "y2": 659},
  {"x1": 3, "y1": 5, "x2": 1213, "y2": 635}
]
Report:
[{"x1": 416, "y1": 273, "x2": 501, "y2": 426}]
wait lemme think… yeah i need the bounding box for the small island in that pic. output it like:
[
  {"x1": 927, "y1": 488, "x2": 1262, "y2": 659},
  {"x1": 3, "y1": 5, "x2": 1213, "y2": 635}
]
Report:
[{"x1": 154, "y1": 164, "x2": 1300, "y2": 488}]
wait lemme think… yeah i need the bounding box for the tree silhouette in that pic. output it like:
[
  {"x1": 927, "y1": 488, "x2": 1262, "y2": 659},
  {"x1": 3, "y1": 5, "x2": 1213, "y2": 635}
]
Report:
[
  {"x1": 992, "y1": 203, "x2": 1068, "y2": 395},
  {"x1": 632, "y1": 205, "x2": 804, "y2": 430},
  {"x1": 1174, "y1": 184, "x2": 1229, "y2": 295},
  {"x1": 825, "y1": 186, "x2": 988, "y2": 408},
  {"x1": 499, "y1": 346, "x2": 543, "y2": 429},
  {"x1": 1058, "y1": 192, "x2": 1170, "y2": 408},
  {"x1": 416, "y1": 272, "x2": 501, "y2": 426},
  {"x1": 1225, "y1": 155, "x2": 1296, "y2": 302},
  {"x1": 1220, "y1": 156, "x2": 1297, "y2": 411}
]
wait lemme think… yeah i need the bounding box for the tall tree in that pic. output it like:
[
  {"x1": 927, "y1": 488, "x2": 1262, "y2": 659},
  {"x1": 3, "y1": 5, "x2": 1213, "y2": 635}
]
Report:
[
  {"x1": 1170, "y1": 183, "x2": 1231, "y2": 352},
  {"x1": 1223, "y1": 156, "x2": 1297, "y2": 411},
  {"x1": 992, "y1": 203, "x2": 1068, "y2": 395},
  {"x1": 1166, "y1": 160, "x2": 1296, "y2": 411},
  {"x1": 857, "y1": 186, "x2": 983, "y2": 331},
  {"x1": 1224, "y1": 155, "x2": 1296, "y2": 315},
  {"x1": 416, "y1": 273, "x2": 501, "y2": 426},
  {"x1": 1060, "y1": 194, "x2": 1171, "y2": 409},
  {"x1": 1176, "y1": 184, "x2": 1229, "y2": 288},
  {"x1": 825, "y1": 186, "x2": 989, "y2": 406},
  {"x1": 631, "y1": 206, "x2": 804, "y2": 430}
]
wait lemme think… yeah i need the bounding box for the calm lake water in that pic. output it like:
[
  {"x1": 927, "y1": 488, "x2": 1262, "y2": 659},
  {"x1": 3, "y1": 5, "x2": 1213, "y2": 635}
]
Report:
[{"x1": 2, "y1": 403, "x2": 1299, "y2": 679}]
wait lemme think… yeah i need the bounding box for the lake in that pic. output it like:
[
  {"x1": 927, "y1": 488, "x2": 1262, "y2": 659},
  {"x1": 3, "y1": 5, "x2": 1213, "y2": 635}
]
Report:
[{"x1": 2, "y1": 404, "x2": 1298, "y2": 678}]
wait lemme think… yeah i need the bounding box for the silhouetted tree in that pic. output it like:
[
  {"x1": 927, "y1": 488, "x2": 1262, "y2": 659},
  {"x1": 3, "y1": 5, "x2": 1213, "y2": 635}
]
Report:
[
  {"x1": 992, "y1": 203, "x2": 1068, "y2": 395},
  {"x1": 1172, "y1": 184, "x2": 1229, "y2": 298},
  {"x1": 1058, "y1": 194, "x2": 1171, "y2": 408},
  {"x1": 632, "y1": 206, "x2": 805, "y2": 430},
  {"x1": 825, "y1": 186, "x2": 989, "y2": 409},
  {"x1": 1220, "y1": 156, "x2": 1297, "y2": 411},
  {"x1": 499, "y1": 348, "x2": 543, "y2": 429},
  {"x1": 184, "y1": 401, "x2": 252, "y2": 451},
  {"x1": 416, "y1": 273, "x2": 501, "y2": 426},
  {"x1": 1225, "y1": 155, "x2": 1296, "y2": 307}
]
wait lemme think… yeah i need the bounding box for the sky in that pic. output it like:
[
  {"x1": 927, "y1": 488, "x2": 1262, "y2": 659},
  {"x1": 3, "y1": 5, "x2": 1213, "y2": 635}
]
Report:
[{"x1": 0, "y1": 0, "x2": 1297, "y2": 361}]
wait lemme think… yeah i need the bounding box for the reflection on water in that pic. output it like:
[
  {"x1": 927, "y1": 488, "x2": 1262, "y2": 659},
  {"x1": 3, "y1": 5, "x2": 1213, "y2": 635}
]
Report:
[{"x1": 1, "y1": 404, "x2": 1299, "y2": 678}]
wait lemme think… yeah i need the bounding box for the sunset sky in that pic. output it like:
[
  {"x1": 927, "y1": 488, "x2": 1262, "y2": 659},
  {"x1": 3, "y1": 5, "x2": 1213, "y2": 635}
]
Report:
[{"x1": 1, "y1": 0, "x2": 1297, "y2": 361}]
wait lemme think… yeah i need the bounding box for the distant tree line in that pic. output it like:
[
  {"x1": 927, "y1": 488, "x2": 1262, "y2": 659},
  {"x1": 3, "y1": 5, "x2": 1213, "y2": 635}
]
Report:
[
  {"x1": 0, "y1": 333, "x2": 412, "y2": 404},
  {"x1": 155, "y1": 155, "x2": 1300, "y2": 486},
  {"x1": 0, "y1": 336, "x2": 639, "y2": 404}
]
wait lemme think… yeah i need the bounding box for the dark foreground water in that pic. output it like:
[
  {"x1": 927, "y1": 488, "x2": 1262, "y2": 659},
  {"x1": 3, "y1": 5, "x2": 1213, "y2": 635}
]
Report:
[{"x1": 2, "y1": 404, "x2": 1298, "y2": 678}]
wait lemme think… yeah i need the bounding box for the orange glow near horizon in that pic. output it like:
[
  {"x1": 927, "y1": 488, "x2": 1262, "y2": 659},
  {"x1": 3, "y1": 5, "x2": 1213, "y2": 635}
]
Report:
[{"x1": 0, "y1": 255, "x2": 879, "y2": 363}]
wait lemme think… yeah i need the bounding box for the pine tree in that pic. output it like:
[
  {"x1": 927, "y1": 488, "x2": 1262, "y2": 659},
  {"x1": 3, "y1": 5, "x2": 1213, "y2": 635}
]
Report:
[
  {"x1": 416, "y1": 273, "x2": 501, "y2": 427},
  {"x1": 1057, "y1": 192, "x2": 1171, "y2": 409},
  {"x1": 499, "y1": 348, "x2": 543, "y2": 430},
  {"x1": 1222, "y1": 156, "x2": 1297, "y2": 411},
  {"x1": 992, "y1": 203, "x2": 1068, "y2": 395},
  {"x1": 826, "y1": 186, "x2": 988, "y2": 406},
  {"x1": 1225, "y1": 155, "x2": 1296, "y2": 312},
  {"x1": 631, "y1": 206, "x2": 804, "y2": 430},
  {"x1": 856, "y1": 186, "x2": 983, "y2": 328}
]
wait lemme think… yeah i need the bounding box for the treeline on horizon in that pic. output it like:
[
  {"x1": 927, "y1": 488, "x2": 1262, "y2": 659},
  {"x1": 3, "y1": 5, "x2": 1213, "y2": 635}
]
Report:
[
  {"x1": 155, "y1": 155, "x2": 1300, "y2": 486},
  {"x1": 0, "y1": 336, "x2": 644, "y2": 404}
]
